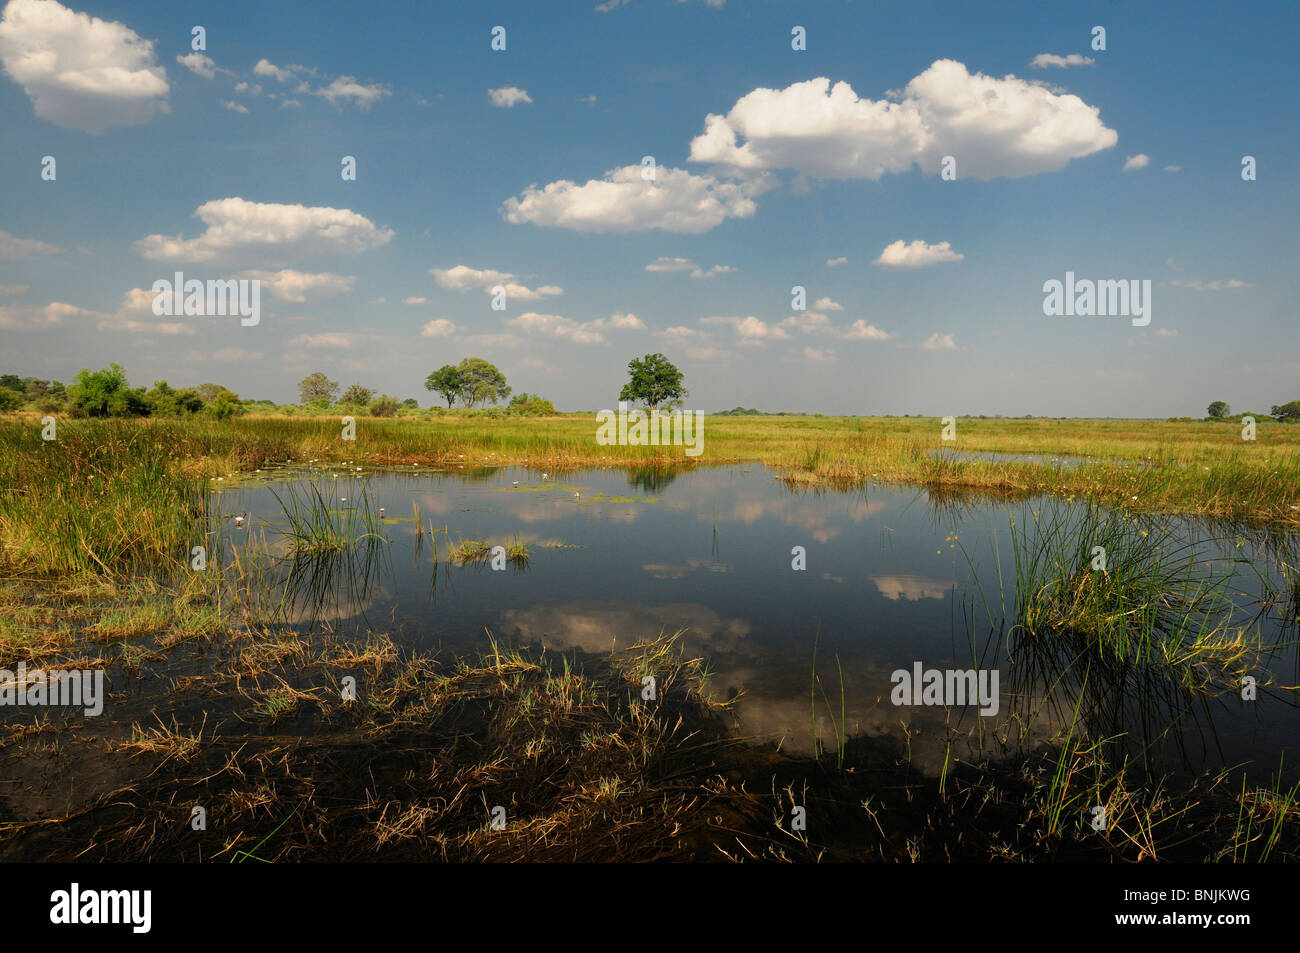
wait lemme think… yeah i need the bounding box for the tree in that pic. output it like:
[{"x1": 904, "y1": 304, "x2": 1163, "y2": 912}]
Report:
[
  {"x1": 298, "y1": 372, "x2": 339, "y2": 406},
  {"x1": 146, "y1": 380, "x2": 204, "y2": 416},
  {"x1": 68, "y1": 364, "x2": 150, "y2": 417},
  {"x1": 1207, "y1": 401, "x2": 1230, "y2": 419},
  {"x1": 341, "y1": 384, "x2": 375, "y2": 406},
  {"x1": 369, "y1": 395, "x2": 399, "y2": 417},
  {"x1": 400, "y1": 398, "x2": 419, "y2": 409},
  {"x1": 456, "y1": 357, "x2": 511, "y2": 407},
  {"x1": 0, "y1": 388, "x2": 22, "y2": 412},
  {"x1": 424, "y1": 365, "x2": 466, "y2": 408},
  {"x1": 1271, "y1": 400, "x2": 1300, "y2": 422},
  {"x1": 619, "y1": 353, "x2": 687, "y2": 413},
  {"x1": 0, "y1": 374, "x2": 23, "y2": 392}
]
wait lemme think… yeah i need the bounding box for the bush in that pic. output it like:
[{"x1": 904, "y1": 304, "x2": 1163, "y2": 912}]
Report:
[
  {"x1": 207, "y1": 396, "x2": 242, "y2": 420},
  {"x1": 0, "y1": 388, "x2": 23, "y2": 412},
  {"x1": 506, "y1": 392, "x2": 557, "y2": 416},
  {"x1": 369, "y1": 395, "x2": 399, "y2": 417}
]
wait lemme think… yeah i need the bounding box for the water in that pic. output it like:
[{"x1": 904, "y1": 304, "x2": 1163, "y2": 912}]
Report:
[{"x1": 212, "y1": 464, "x2": 1299, "y2": 782}]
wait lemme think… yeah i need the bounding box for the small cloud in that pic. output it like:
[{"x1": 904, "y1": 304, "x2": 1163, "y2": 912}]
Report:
[
  {"x1": 421, "y1": 318, "x2": 456, "y2": 337},
  {"x1": 873, "y1": 239, "x2": 963, "y2": 268},
  {"x1": 1155, "y1": 328, "x2": 1178, "y2": 337},
  {"x1": 488, "y1": 86, "x2": 532, "y2": 108},
  {"x1": 0, "y1": 230, "x2": 61, "y2": 260},
  {"x1": 176, "y1": 53, "x2": 217, "y2": 79},
  {"x1": 826, "y1": 256, "x2": 847, "y2": 267},
  {"x1": 1162, "y1": 165, "x2": 1181, "y2": 172},
  {"x1": 922, "y1": 332, "x2": 956, "y2": 350},
  {"x1": 841, "y1": 320, "x2": 891, "y2": 341},
  {"x1": 813, "y1": 297, "x2": 843, "y2": 311},
  {"x1": 1159, "y1": 279, "x2": 1251, "y2": 291},
  {"x1": 803, "y1": 346, "x2": 835, "y2": 363},
  {"x1": 281, "y1": 99, "x2": 301, "y2": 108},
  {"x1": 316, "y1": 76, "x2": 390, "y2": 109},
  {"x1": 595, "y1": 0, "x2": 630, "y2": 10},
  {"x1": 700, "y1": 315, "x2": 790, "y2": 345},
  {"x1": 252, "y1": 59, "x2": 292, "y2": 82},
  {"x1": 403, "y1": 296, "x2": 429, "y2": 305},
  {"x1": 221, "y1": 100, "x2": 248, "y2": 114},
  {"x1": 645, "y1": 256, "x2": 733, "y2": 279},
  {"x1": 234, "y1": 81, "x2": 262, "y2": 96},
  {"x1": 508, "y1": 311, "x2": 609, "y2": 344},
  {"x1": 578, "y1": 93, "x2": 597, "y2": 104},
  {"x1": 1030, "y1": 53, "x2": 1095, "y2": 69},
  {"x1": 239, "y1": 269, "x2": 354, "y2": 303},
  {"x1": 1123, "y1": 154, "x2": 1151, "y2": 172},
  {"x1": 0, "y1": 284, "x2": 28, "y2": 296},
  {"x1": 431, "y1": 265, "x2": 562, "y2": 300},
  {"x1": 604, "y1": 312, "x2": 645, "y2": 330}
]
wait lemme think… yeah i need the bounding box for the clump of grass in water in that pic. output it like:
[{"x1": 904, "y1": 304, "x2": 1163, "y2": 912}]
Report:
[
  {"x1": 1007, "y1": 501, "x2": 1261, "y2": 692},
  {"x1": 447, "y1": 538, "x2": 491, "y2": 565},
  {"x1": 270, "y1": 480, "x2": 385, "y2": 556}
]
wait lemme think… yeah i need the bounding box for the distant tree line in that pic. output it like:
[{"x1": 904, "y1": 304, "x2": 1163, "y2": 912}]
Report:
[{"x1": 1206, "y1": 400, "x2": 1299, "y2": 422}]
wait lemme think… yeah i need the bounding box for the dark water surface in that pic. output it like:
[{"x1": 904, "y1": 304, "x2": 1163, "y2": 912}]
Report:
[{"x1": 212, "y1": 464, "x2": 1299, "y2": 782}]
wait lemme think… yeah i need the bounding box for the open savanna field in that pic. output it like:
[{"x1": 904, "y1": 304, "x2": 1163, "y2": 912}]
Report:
[{"x1": 1, "y1": 412, "x2": 1298, "y2": 862}]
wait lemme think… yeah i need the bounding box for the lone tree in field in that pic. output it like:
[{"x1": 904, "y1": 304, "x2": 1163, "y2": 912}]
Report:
[
  {"x1": 456, "y1": 357, "x2": 511, "y2": 407},
  {"x1": 620, "y1": 353, "x2": 687, "y2": 414},
  {"x1": 1207, "y1": 401, "x2": 1231, "y2": 419},
  {"x1": 341, "y1": 384, "x2": 375, "y2": 406},
  {"x1": 299, "y1": 372, "x2": 339, "y2": 406},
  {"x1": 424, "y1": 364, "x2": 466, "y2": 408}
]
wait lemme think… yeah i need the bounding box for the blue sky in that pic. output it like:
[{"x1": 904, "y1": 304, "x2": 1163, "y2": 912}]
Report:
[{"x1": 1, "y1": 0, "x2": 1295, "y2": 415}]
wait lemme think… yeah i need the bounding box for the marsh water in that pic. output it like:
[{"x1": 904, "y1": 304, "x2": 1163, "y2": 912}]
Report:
[{"x1": 212, "y1": 464, "x2": 1299, "y2": 784}]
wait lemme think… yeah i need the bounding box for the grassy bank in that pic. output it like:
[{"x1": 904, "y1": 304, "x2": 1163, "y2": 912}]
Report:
[{"x1": 2, "y1": 413, "x2": 1297, "y2": 579}]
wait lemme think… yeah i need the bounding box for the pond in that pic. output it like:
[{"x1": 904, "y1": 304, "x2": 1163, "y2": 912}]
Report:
[{"x1": 211, "y1": 463, "x2": 1299, "y2": 784}]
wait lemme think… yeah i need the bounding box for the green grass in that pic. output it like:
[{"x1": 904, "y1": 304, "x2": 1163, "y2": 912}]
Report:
[{"x1": 2, "y1": 414, "x2": 1297, "y2": 580}]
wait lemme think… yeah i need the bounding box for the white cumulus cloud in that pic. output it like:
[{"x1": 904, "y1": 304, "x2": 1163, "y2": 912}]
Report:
[
  {"x1": 873, "y1": 239, "x2": 963, "y2": 268},
  {"x1": 0, "y1": 0, "x2": 170, "y2": 133},
  {"x1": 430, "y1": 264, "x2": 562, "y2": 301},
  {"x1": 421, "y1": 318, "x2": 457, "y2": 337},
  {"x1": 176, "y1": 52, "x2": 216, "y2": 78},
  {"x1": 502, "y1": 165, "x2": 760, "y2": 234},
  {"x1": 315, "y1": 75, "x2": 389, "y2": 108},
  {"x1": 688, "y1": 60, "x2": 1117, "y2": 181},
  {"x1": 135, "y1": 198, "x2": 395, "y2": 264},
  {"x1": 252, "y1": 58, "x2": 292, "y2": 82},
  {"x1": 488, "y1": 85, "x2": 532, "y2": 107}
]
